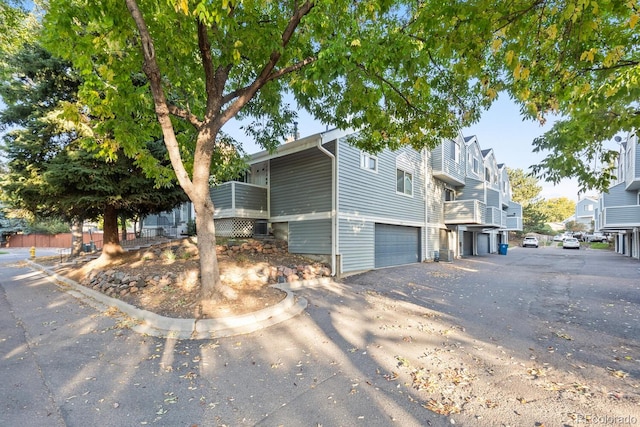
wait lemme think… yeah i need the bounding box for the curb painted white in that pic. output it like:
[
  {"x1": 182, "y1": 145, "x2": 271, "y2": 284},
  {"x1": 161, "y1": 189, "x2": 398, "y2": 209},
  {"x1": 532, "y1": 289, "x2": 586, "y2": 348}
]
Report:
[{"x1": 27, "y1": 260, "x2": 308, "y2": 339}]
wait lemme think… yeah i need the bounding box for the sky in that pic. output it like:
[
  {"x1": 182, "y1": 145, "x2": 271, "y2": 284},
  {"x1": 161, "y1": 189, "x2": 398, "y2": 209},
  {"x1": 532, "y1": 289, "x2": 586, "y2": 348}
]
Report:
[
  {"x1": 461, "y1": 96, "x2": 585, "y2": 201},
  {"x1": 224, "y1": 95, "x2": 592, "y2": 202}
]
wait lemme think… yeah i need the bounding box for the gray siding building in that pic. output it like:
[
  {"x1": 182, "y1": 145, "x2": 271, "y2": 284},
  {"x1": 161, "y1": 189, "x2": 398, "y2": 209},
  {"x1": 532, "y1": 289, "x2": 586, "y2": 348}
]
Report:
[
  {"x1": 201, "y1": 127, "x2": 522, "y2": 276},
  {"x1": 238, "y1": 129, "x2": 427, "y2": 275},
  {"x1": 596, "y1": 131, "x2": 640, "y2": 260}
]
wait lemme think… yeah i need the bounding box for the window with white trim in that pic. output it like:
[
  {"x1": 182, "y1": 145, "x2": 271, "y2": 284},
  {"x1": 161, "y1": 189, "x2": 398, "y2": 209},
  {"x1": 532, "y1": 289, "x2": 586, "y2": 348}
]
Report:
[
  {"x1": 451, "y1": 140, "x2": 460, "y2": 163},
  {"x1": 396, "y1": 153, "x2": 414, "y2": 197},
  {"x1": 445, "y1": 188, "x2": 455, "y2": 201},
  {"x1": 473, "y1": 157, "x2": 479, "y2": 174},
  {"x1": 360, "y1": 152, "x2": 377, "y2": 172},
  {"x1": 397, "y1": 169, "x2": 413, "y2": 196}
]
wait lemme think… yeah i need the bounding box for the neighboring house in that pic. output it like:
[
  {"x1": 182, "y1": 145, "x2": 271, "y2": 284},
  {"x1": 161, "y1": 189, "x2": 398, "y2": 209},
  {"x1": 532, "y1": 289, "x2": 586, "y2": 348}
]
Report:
[
  {"x1": 573, "y1": 197, "x2": 598, "y2": 231},
  {"x1": 143, "y1": 202, "x2": 195, "y2": 238},
  {"x1": 202, "y1": 128, "x2": 522, "y2": 276},
  {"x1": 595, "y1": 131, "x2": 640, "y2": 260},
  {"x1": 0, "y1": 202, "x2": 25, "y2": 245}
]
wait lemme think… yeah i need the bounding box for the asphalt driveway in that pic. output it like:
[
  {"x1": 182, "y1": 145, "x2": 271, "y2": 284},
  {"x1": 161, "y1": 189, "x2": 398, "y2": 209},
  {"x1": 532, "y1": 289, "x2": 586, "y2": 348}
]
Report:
[
  {"x1": 1, "y1": 245, "x2": 639, "y2": 426},
  {"x1": 342, "y1": 244, "x2": 640, "y2": 425}
]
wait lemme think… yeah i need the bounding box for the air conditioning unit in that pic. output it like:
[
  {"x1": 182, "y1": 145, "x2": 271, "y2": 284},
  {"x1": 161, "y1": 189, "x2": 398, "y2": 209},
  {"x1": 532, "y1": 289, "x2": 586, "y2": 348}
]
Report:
[
  {"x1": 440, "y1": 250, "x2": 455, "y2": 262},
  {"x1": 253, "y1": 220, "x2": 268, "y2": 237}
]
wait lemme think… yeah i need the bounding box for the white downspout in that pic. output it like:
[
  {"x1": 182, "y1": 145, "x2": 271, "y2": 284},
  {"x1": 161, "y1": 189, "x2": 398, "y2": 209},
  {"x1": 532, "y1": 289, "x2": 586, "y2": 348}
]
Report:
[
  {"x1": 423, "y1": 148, "x2": 429, "y2": 262},
  {"x1": 317, "y1": 137, "x2": 337, "y2": 276}
]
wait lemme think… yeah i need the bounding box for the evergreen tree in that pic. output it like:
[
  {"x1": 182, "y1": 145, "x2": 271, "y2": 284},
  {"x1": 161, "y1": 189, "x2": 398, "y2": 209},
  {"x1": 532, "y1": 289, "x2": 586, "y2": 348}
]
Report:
[{"x1": 0, "y1": 42, "x2": 188, "y2": 257}]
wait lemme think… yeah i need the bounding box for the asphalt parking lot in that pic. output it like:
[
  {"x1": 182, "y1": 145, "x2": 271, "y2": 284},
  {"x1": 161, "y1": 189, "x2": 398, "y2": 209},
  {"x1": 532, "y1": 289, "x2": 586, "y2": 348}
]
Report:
[{"x1": 1, "y1": 245, "x2": 639, "y2": 426}]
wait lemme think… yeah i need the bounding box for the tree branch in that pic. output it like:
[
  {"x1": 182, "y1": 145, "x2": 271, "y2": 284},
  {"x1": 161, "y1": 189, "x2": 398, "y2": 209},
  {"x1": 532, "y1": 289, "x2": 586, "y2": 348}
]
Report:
[
  {"x1": 221, "y1": 55, "x2": 317, "y2": 106},
  {"x1": 167, "y1": 104, "x2": 203, "y2": 128},
  {"x1": 197, "y1": 19, "x2": 231, "y2": 122},
  {"x1": 493, "y1": 0, "x2": 546, "y2": 33},
  {"x1": 267, "y1": 56, "x2": 317, "y2": 82},
  {"x1": 124, "y1": 0, "x2": 194, "y2": 195},
  {"x1": 220, "y1": 1, "x2": 315, "y2": 121},
  {"x1": 583, "y1": 60, "x2": 639, "y2": 72},
  {"x1": 354, "y1": 62, "x2": 427, "y2": 115},
  {"x1": 197, "y1": 20, "x2": 216, "y2": 103}
]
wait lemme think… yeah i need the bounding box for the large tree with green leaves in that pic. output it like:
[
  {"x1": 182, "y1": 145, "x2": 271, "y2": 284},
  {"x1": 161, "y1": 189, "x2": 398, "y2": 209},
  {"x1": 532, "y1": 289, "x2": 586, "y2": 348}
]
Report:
[
  {"x1": 537, "y1": 197, "x2": 576, "y2": 223},
  {"x1": 486, "y1": 1, "x2": 638, "y2": 191},
  {"x1": 0, "y1": 41, "x2": 189, "y2": 256},
  {"x1": 507, "y1": 167, "x2": 549, "y2": 234},
  {"x1": 508, "y1": 169, "x2": 575, "y2": 233},
  {"x1": 508, "y1": 168, "x2": 542, "y2": 207}
]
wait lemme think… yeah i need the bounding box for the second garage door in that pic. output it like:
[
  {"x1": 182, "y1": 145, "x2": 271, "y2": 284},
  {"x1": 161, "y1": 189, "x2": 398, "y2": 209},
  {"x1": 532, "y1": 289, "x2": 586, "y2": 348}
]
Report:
[
  {"x1": 374, "y1": 224, "x2": 420, "y2": 268},
  {"x1": 477, "y1": 233, "x2": 490, "y2": 255}
]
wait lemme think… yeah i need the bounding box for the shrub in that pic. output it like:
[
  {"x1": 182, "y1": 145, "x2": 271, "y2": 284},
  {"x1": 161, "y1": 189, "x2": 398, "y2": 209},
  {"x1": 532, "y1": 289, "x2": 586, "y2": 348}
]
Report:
[
  {"x1": 26, "y1": 219, "x2": 70, "y2": 234},
  {"x1": 162, "y1": 249, "x2": 177, "y2": 261}
]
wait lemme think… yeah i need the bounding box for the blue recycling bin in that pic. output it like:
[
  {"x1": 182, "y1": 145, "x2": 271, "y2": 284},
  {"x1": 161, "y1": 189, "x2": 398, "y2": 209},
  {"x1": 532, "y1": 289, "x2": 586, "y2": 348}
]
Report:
[{"x1": 499, "y1": 243, "x2": 508, "y2": 255}]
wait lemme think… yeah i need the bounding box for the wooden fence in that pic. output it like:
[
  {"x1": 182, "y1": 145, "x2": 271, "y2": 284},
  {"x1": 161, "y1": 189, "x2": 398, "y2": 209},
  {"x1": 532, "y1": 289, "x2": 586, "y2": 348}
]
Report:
[{"x1": 4, "y1": 232, "x2": 137, "y2": 248}]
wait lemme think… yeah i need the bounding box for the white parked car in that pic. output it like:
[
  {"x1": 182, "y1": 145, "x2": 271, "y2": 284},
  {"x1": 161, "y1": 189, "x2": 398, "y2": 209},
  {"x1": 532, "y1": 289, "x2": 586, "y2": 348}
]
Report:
[
  {"x1": 522, "y1": 236, "x2": 539, "y2": 248},
  {"x1": 562, "y1": 237, "x2": 580, "y2": 249},
  {"x1": 585, "y1": 233, "x2": 608, "y2": 243},
  {"x1": 552, "y1": 235, "x2": 564, "y2": 242}
]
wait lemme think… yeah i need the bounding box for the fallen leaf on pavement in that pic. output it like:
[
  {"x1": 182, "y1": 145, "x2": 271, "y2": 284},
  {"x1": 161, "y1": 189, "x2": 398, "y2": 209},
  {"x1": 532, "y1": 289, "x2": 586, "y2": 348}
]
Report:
[
  {"x1": 485, "y1": 400, "x2": 498, "y2": 408},
  {"x1": 423, "y1": 398, "x2": 461, "y2": 415},
  {"x1": 607, "y1": 367, "x2": 629, "y2": 378},
  {"x1": 554, "y1": 332, "x2": 573, "y2": 340}
]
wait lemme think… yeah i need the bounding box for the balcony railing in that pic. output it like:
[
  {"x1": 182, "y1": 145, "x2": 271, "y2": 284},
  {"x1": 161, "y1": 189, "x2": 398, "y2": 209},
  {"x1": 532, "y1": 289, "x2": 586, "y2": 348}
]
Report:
[
  {"x1": 505, "y1": 215, "x2": 523, "y2": 231},
  {"x1": 484, "y1": 206, "x2": 504, "y2": 228},
  {"x1": 445, "y1": 200, "x2": 519, "y2": 229},
  {"x1": 431, "y1": 145, "x2": 465, "y2": 186},
  {"x1": 210, "y1": 181, "x2": 268, "y2": 219},
  {"x1": 601, "y1": 205, "x2": 640, "y2": 229},
  {"x1": 444, "y1": 199, "x2": 486, "y2": 225}
]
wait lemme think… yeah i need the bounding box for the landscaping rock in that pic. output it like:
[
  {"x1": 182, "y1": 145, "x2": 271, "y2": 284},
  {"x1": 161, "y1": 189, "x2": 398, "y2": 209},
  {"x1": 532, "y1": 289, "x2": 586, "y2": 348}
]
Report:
[{"x1": 77, "y1": 237, "x2": 331, "y2": 302}]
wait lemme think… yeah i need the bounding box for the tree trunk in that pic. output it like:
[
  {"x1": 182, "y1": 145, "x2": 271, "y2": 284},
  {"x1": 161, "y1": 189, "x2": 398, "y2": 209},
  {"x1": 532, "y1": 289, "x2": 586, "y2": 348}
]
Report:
[
  {"x1": 120, "y1": 213, "x2": 127, "y2": 242},
  {"x1": 135, "y1": 215, "x2": 142, "y2": 238},
  {"x1": 125, "y1": 0, "x2": 234, "y2": 301},
  {"x1": 70, "y1": 219, "x2": 83, "y2": 257},
  {"x1": 194, "y1": 196, "x2": 237, "y2": 301},
  {"x1": 101, "y1": 205, "x2": 124, "y2": 259}
]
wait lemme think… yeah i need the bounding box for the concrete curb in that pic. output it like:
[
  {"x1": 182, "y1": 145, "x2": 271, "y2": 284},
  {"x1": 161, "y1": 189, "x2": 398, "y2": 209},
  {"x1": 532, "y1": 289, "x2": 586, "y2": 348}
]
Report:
[{"x1": 27, "y1": 261, "x2": 308, "y2": 339}]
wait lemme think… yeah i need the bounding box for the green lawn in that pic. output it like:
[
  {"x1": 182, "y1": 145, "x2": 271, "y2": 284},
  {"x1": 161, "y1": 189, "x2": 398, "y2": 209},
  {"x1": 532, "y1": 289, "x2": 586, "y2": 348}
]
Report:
[{"x1": 589, "y1": 242, "x2": 611, "y2": 250}]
